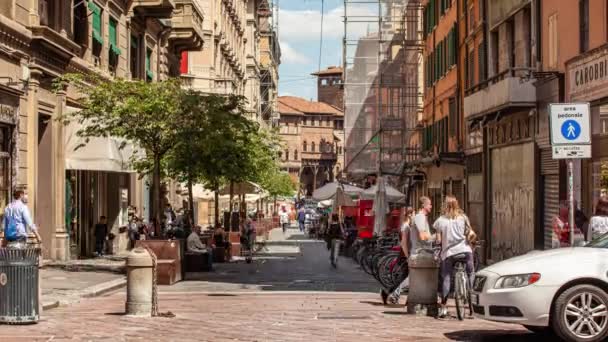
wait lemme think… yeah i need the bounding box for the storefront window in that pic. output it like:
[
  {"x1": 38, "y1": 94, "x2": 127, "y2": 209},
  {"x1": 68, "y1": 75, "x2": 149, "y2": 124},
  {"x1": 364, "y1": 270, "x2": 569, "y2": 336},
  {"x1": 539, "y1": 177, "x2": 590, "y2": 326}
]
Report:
[
  {"x1": 600, "y1": 106, "x2": 608, "y2": 135},
  {"x1": 591, "y1": 161, "x2": 608, "y2": 212}
]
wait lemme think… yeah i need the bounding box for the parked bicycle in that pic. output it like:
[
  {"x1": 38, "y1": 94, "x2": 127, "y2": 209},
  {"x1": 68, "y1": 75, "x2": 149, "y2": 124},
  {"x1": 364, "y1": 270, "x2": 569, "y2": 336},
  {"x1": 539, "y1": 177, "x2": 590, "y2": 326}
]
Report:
[
  {"x1": 452, "y1": 241, "x2": 484, "y2": 320},
  {"x1": 349, "y1": 233, "x2": 409, "y2": 302}
]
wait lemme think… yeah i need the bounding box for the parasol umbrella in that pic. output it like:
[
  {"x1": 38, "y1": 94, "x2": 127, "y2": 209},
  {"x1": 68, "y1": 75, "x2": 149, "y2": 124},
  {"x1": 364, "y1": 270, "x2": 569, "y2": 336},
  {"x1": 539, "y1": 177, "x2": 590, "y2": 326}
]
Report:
[
  {"x1": 312, "y1": 182, "x2": 363, "y2": 201},
  {"x1": 218, "y1": 181, "x2": 262, "y2": 195},
  {"x1": 372, "y1": 176, "x2": 389, "y2": 236},
  {"x1": 361, "y1": 183, "x2": 406, "y2": 203},
  {"x1": 332, "y1": 185, "x2": 357, "y2": 213}
]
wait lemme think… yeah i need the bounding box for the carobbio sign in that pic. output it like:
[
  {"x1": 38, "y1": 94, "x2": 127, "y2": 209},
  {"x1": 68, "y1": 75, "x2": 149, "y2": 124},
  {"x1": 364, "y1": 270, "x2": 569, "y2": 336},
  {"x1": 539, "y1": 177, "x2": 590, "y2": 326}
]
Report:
[{"x1": 568, "y1": 45, "x2": 608, "y2": 102}]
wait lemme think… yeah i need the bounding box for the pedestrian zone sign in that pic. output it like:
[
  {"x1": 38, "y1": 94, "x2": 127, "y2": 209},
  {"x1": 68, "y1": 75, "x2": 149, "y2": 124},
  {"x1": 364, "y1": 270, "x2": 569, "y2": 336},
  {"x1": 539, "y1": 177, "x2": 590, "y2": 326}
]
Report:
[{"x1": 549, "y1": 103, "x2": 591, "y2": 159}]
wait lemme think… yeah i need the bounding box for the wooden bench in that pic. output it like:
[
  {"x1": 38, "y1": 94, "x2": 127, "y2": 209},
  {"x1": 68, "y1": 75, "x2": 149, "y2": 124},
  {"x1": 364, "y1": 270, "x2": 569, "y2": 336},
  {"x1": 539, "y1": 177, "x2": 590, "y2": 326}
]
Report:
[
  {"x1": 136, "y1": 240, "x2": 182, "y2": 285},
  {"x1": 184, "y1": 251, "x2": 213, "y2": 272}
]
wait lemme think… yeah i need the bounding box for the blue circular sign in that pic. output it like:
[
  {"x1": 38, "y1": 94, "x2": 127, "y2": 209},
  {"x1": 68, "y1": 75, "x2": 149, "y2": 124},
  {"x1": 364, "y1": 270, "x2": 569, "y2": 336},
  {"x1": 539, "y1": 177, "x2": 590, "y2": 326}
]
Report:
[{"x1": 561, "y1": 120, "x2": 581, "y2": 140}]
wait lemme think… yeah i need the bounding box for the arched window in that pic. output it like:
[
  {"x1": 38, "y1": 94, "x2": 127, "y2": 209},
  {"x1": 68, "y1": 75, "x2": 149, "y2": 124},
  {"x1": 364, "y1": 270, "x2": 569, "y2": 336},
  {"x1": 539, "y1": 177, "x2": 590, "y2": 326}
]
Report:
[
  {"x1": 303, "y1": 141, "x2": 307, "y2": 152},
  {"x1": 294, "y1": 149, "x2": 298, "y2": 160},
  {"x1": 311, "y1": 142, "x2": 316, "y2": 152}
]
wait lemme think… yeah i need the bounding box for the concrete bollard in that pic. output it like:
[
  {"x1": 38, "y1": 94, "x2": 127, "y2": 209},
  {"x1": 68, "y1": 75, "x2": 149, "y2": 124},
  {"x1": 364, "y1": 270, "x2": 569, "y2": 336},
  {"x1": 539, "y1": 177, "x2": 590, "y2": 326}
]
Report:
[
  {"x1": 125, "y1": 247, "x2": 154, "y2": 316},
  {"x1": 406, "y1": 253, "x2": 439, "y2": 317}
]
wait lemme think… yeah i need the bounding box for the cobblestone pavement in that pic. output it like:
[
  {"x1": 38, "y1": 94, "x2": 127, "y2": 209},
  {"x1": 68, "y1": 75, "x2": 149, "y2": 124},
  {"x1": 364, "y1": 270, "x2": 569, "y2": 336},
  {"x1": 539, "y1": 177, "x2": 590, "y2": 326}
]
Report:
[
  {"x1": 1, "y1": 228, "x2": 535, "y2": 341},
  {"x1": 0, "y1": 291, "x2": 532, "y2": 342}
]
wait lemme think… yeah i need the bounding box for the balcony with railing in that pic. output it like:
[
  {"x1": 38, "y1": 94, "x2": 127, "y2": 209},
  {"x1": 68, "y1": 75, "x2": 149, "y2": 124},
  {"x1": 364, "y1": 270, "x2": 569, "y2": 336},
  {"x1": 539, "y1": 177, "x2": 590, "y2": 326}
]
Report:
[
  {"x1": 167, "y1": 0, "x2": 205, "y2": 52},
  {"x1": 130, "y1": 0, "x2": 175, "y2": 18},
  {"x1": 463, "y1": 68, "x2": 537, "y2": 120}
]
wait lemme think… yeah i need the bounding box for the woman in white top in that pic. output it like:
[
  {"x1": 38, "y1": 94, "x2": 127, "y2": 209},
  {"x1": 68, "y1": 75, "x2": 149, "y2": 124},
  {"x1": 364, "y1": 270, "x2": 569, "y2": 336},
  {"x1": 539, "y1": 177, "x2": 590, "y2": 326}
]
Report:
[
  {"x1": 590, "y1": 197, "x2": 608, "y2": 240},
  {"x1": 434, "y1": 195, "x2": 474, "y2": 318}
]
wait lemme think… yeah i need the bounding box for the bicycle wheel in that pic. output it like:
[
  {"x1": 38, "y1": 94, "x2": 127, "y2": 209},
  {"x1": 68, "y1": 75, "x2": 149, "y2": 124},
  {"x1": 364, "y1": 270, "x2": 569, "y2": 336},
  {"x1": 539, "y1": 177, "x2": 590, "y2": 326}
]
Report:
[
  {"x1": 377, "y1": 254, "x2": 397, "y2": 289},
  {"x1": 454, "y1": 270, "x2": 469, "y2": 320}
]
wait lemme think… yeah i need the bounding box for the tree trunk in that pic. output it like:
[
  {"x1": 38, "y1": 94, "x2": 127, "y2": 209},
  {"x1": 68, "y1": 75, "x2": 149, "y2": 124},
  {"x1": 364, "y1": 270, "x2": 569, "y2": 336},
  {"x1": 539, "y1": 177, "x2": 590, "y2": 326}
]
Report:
[
  {"x1": 273, "y1": 196, "x2": 277, "y2": 215},
  {"x1": 214, "y1": 184, "x2": 220, "y2": 227},
  {"x1": 187, "y1": 176, "x2": 195, "y2": 227},
  {"x1": 152, "y1": 154, "x2": 161, "y2": 236}
]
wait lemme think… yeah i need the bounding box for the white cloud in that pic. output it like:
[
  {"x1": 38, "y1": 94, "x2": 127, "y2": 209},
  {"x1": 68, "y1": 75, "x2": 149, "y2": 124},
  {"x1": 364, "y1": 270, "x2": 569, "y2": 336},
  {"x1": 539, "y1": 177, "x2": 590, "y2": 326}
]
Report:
[
  {"x1": 279, "y1": 6, "x2": 377, "y2": 42},
  {"x1": 280, "y1": 41, "x2": 312, "y2": 64}
]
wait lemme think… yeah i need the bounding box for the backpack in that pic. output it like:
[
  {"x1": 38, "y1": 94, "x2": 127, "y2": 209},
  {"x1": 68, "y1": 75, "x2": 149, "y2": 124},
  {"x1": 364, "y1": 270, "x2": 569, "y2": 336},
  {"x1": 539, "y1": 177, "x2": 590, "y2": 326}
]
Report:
[{"x1": 4, "y1": 210, "x2": 19, "y2": 241}]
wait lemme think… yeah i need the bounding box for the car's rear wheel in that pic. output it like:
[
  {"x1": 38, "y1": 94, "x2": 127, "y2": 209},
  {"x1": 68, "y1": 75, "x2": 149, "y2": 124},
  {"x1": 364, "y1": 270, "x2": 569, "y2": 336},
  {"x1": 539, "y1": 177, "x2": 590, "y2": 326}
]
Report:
[{"x1": 552, "y1": 284, "x2": 608, "y2": 342}]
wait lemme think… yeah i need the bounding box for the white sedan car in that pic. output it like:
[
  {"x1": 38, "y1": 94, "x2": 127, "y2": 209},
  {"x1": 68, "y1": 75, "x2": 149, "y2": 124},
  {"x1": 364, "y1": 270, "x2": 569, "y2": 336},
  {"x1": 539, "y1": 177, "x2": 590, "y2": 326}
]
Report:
[{"x1": 472, "y1": 237, "x2": 608, "y2": 342}]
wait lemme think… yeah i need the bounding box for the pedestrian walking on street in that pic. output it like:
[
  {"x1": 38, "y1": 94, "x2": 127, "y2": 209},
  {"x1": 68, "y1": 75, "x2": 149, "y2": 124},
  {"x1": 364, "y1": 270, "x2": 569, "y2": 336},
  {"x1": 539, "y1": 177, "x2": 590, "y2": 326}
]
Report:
[
  {"x1": 94, "y1": 215, "x2": 108, "y2": 256},
  {"x1": 128, "y1": 213, "x2": 140, "y2": 249},
  {"x1": 590, "y1": 197, "x2": 608, "y2": 240},
  {"x1": 385, "y1": 207, "x2": 414, "y2": 304},
  {"x1": 279, "y1": 207, "x2": 289, "y2": 233},
  {"x1": 2, "y1": 189, "x2": 41, "y2": 248},
  {"x1": 297, "y1": 207, "x2": 306, "y2": 233},
  {"x1": 326, "y1": 213, "x2": 345, "y2": 268},
  {"x1": 434, "y1": 195, "x2": 475, "y2": 319}
]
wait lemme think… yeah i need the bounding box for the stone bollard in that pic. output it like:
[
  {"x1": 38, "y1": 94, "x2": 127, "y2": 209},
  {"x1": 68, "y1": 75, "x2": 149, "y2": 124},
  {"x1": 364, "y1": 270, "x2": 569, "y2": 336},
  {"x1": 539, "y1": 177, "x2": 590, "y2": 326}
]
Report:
[
  {"x1": 126, "y1": 248, "x2": 154, "y2": 316},
  {"x1": 406, "y1": 252, "x2": 439, "y2": 317}
]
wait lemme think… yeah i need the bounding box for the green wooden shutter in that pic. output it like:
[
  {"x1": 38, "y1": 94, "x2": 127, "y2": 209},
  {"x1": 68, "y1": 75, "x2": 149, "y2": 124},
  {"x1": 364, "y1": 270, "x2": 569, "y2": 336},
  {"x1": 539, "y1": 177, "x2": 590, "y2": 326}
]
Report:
[
  {"x1": 109, "y1": 18, "x2": 121, "y2": 55},
  {"x1": 89, "y1": 1, "x2": 103, "y2": 45},
  {"x1": 423, "y1": 5, "x2": 428, "y2": 36},
  {"x1": 439, "y1": 42, "x2": 443, "y2": 77},
  {"x1": 448, "y1": 31, "x2": 452, "y2": 68},
  {"x1": 478, "y1": 42, "x2": 486, "y2": 82},
  {"x1": 146, "y1": 48, "x2": 153, "y2": 81}
]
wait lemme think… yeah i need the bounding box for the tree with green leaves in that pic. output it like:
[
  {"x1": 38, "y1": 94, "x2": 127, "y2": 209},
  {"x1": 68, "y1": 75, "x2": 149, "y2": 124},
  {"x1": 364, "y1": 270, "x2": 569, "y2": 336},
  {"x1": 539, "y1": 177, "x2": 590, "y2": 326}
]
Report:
[{"x1": 54, "y1": 75, "x2": 185, "y2": 230}]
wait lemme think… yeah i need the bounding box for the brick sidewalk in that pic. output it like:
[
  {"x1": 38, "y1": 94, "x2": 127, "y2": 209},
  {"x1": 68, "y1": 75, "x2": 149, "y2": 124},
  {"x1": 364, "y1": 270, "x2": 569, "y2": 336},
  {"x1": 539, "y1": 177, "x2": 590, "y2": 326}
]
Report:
[{"x1": 1, "y1": 290, "x2": 533, "y2": 342}]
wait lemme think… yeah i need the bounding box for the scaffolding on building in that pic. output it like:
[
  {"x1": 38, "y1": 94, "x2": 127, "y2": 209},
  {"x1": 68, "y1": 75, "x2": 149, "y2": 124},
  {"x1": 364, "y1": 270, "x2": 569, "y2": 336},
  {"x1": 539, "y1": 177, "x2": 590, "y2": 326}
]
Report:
[
  {"x1": 258, "y1": 0, "x2": 281, "y2": 126},
  {"x1": 343, "y1": 0, "x2": 423, "y2": 184}
]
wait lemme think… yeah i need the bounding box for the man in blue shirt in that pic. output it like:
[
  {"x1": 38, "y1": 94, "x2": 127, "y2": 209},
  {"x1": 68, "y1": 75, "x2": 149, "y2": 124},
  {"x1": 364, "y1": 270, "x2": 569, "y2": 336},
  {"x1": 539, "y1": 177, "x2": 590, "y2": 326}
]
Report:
[
  {"x1": 3, "y1": 190, "x2": 41, "y2": 248},
  {"x1": 297, "y1": 207, "x2": 306, "y2": 233}
]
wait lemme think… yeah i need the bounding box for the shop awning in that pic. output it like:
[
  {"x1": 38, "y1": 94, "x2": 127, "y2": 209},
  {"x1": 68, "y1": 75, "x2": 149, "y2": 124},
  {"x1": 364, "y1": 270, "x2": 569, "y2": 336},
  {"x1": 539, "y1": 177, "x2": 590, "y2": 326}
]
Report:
[{"x1": 64, "y1": 107, "x2": 139, "y2": 172}]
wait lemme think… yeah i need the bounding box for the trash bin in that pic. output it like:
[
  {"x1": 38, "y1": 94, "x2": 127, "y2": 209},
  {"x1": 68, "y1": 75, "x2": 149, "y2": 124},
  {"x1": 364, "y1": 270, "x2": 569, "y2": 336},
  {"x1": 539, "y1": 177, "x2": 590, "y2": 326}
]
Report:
[{"x1": 0, "y1": 247, "x2": 40, "y2": 324}]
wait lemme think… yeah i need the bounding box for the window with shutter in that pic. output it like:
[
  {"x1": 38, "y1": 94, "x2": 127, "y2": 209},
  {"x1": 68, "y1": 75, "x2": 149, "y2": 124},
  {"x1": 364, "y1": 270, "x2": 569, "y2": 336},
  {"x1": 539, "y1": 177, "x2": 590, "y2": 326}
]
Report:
[
  {"x1": 449, "y1": 97, "x2": 457, "y2": 137},
  {"x1": 478, "y1": 42, "x2": 486, "y2": 82},
  {"x1": 452, "y1": 26, "x2": 458, "y2": 66},
  {"x1": 109, "y1": 18, "x2": 121, "y2": 56},
  {"x1": 464, "y1": 49, "x2": 469, "y2": 89},
  {"x1": 579, "y1": 0, "x2": 589, "y2": 53},
  {"x1": 89, "y1": 1, "x2": 103, "y2": 46},
  {"x1": 447, "y1": 32, "x2": 451, "y2": 69},
  {"x1": 146, "y1": 48, "x2": 153, "y2": 81},
  {"x1": 423, "y1": 5, "x2": 428, "y2": 36},
  {"x1": 468, "y1": 49, "x2": 475, "y2": 88}
]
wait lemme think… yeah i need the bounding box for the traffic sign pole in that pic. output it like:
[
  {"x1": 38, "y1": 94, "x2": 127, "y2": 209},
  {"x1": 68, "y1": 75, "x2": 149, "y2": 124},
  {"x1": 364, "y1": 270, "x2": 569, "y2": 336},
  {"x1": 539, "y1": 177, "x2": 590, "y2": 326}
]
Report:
[{"x1": 568, "y1": 159, "x2": 575, "y2": 246}]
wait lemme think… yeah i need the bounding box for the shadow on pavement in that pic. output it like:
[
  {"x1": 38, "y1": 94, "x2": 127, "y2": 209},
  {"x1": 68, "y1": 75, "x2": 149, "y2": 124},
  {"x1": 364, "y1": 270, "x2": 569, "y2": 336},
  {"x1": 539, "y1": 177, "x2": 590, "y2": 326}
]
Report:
[
  {"x1": 168, "y1": 242, "x2": 380, "y2": 293},
  {"x1": 444, "y1": 330, "x2": 536, "y2": 341}
]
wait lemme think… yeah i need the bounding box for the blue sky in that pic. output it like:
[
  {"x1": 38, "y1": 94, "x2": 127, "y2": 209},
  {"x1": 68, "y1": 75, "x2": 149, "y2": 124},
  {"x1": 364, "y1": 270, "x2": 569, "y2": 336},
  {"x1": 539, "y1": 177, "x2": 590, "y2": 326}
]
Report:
[{"x1": 278, "y1": 0, "x2": 344, "y2": 101}]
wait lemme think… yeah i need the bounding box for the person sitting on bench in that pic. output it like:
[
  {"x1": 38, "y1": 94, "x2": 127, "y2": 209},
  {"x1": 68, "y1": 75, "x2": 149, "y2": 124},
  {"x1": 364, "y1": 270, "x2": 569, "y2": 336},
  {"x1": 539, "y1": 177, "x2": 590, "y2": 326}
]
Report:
[{"x1": 187, "y1": 225, "x2": 209, "y2": 253}]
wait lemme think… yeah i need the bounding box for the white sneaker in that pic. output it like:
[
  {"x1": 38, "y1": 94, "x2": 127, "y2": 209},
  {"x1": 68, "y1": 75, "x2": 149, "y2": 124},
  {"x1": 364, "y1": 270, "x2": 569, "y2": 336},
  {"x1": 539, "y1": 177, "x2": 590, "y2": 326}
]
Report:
[{"x1": 438, "y1": 307, "x2": 449, "y2": 318}]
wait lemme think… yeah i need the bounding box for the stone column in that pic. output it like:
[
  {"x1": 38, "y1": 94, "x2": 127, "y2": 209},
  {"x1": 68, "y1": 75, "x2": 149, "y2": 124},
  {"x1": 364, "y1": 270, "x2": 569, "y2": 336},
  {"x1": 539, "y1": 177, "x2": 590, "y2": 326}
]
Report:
[
  {"x1": 51, "y1": 88, "x2": 68, "y2": 261},
  {"x1": 26, "y1": 69, "x2": 41, "y2": 218}
]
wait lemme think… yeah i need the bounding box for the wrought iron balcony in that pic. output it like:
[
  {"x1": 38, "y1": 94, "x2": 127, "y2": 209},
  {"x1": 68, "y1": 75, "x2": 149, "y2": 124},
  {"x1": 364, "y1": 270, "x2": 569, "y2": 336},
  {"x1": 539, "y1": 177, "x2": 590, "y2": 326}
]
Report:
[{"x1": 463, "y1": 68, "x2": 537, "y2": 120}]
